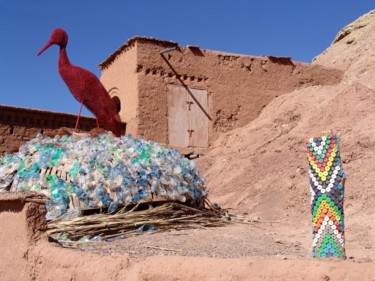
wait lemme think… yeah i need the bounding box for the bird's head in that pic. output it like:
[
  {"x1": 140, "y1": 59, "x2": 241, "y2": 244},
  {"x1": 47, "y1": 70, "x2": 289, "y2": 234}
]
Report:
[{"x1": 37, "y1": 28, "x2": 69, "y2": 56}]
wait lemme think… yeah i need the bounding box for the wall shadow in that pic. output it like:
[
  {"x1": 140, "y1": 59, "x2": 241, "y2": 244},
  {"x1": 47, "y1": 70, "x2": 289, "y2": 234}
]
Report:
[{"x1": 160, "y1": 54, "x2": 212, "y2": 121}]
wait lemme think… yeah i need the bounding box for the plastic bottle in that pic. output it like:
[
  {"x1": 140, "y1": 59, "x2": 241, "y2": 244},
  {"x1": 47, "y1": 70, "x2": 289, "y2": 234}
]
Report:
[{"x1": 0, "y1": 132, "x2": 207, "y2": 218}]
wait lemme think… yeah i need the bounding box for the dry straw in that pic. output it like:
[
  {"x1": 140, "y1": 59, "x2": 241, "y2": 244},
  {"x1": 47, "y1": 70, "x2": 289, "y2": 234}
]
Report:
[{"x1": 47, "y1": 199, "x2": 238, "y2": 248}]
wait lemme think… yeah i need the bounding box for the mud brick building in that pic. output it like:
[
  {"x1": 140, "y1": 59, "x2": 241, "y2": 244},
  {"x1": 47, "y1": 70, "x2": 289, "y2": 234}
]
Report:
[
  {"x1": 99, "y1": 36, "x2": 342, "y2": 149},
  {"x1": 0, "y1": 36, "x2": 343, "y2": 153}
]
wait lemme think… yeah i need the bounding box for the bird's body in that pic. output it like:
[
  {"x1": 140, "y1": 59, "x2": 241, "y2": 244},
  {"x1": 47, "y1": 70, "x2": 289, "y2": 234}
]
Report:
[{"x1": 38, "y1": 28, "x2": 122, "y2": 137}]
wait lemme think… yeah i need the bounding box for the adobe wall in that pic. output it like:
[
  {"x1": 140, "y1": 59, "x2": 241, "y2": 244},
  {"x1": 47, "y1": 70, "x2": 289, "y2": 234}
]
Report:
[
  {"x1": 134, "y1": 41, "x2": 343, "y2": 145},
  {"x1": 0, "y1": 105, "x2": 97, "y2": 154},
  {"x1": 135, "y1": 40, "x2": 181, "y2": 144},
  {"x1": 100, "y1": 43, "x2": 139, "y2": 135}
]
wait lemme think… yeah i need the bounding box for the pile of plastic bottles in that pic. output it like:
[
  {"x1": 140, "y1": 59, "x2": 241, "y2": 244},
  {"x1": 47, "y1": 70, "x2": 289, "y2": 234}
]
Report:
[{"x1": 0, "y1": 132, "x2": 206, "y2": 220}]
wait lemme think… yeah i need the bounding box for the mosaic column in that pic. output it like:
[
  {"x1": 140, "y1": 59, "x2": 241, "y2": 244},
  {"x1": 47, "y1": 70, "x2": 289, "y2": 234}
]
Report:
[{"x1": 306, "y1": 133, "x2": 346, "y2": 258}]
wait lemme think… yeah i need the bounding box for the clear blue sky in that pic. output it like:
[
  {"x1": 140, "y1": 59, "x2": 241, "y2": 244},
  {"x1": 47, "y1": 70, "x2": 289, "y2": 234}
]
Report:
[{"x1": 1, "y1": 1, "x2": 374, "y2": 117}]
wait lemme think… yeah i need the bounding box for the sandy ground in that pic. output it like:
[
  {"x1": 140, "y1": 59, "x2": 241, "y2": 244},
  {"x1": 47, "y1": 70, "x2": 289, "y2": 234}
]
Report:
[{"x1": 1, "y1": 10, "x2": 375, "y2": 281}]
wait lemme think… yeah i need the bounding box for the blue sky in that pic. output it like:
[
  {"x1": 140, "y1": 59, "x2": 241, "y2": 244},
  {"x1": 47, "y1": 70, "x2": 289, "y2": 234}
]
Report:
[{"x1": 0, "y1": 1, "x2": 374, "y2": 117}]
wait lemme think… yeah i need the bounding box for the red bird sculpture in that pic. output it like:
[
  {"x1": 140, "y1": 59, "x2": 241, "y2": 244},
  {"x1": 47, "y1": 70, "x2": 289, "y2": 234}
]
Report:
[{"x1": 37, "y1": 28, "x2": 122, "y2": 137}]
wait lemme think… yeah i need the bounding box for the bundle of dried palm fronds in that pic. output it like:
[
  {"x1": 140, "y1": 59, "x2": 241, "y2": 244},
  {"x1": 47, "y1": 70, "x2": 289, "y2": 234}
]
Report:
[{"x1": 47, "y1": 199, "x2": 234, "y2": 248}]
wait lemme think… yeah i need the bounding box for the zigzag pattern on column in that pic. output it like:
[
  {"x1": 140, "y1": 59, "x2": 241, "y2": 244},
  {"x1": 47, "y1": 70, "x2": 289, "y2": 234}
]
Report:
[{"x1": 306, "y1": 133, "x2": 346, "y2": 258}]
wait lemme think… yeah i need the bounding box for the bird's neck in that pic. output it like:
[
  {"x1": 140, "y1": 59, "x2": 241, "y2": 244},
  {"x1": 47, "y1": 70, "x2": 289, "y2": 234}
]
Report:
[{"x1": 58, "y1": 47, "x2": 71, "y2": 68}]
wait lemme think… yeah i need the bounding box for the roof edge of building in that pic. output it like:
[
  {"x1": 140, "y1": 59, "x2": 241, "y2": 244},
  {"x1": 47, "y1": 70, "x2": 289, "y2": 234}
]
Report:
[
  {"x1": 0, "y1": 104, "x2": 95, "y2": 120},
  {"x1": 98, "y1": 36, "x2": 179, "y2": 70}
]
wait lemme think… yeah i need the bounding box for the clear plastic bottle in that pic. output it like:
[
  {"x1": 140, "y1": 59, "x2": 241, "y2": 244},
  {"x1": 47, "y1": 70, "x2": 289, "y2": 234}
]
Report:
[{"x1": 0, "y1": 132, "x2": 207, "y2": 217}]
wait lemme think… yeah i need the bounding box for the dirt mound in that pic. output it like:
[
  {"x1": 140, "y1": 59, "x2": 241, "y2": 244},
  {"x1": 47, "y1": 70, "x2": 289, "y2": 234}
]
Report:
[
  {"x1": 314, "y1": 10, "x2": 375, "y2": 90},
  {"x1": 197, "y1": 10, "x2": 375, "y2": 259}
]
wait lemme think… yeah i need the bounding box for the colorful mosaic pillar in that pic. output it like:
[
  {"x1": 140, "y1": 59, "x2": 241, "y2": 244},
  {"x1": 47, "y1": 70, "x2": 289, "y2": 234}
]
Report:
[{"x1": 306, "y1": 133, "x2": 346, "y2": 258}]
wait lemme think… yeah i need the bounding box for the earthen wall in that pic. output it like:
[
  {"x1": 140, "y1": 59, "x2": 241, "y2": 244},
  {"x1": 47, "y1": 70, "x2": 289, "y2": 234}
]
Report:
[
  {"x1": 132, "y1": 40, "x2": 343, "y2": 145},
  {"x1": 100, "y1": 44, "x2": 139, "y2": 136},
  {"x1": 0, "y1": 105, "x2": 97, "y2": 154}
]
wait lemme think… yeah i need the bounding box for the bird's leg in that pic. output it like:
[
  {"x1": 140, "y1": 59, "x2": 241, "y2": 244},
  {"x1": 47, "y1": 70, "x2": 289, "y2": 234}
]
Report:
[
  {"x1": 74, "y1": 99, "x2": 84, "y2": 132},
  {"x1": 96, "y1": 117, "x2": 100, "y2": 130}
]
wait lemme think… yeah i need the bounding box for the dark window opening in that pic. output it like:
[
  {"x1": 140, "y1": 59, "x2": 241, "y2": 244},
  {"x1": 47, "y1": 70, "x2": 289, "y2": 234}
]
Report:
[{"x1": 112, "y1": 96, "x2": 121, "y2": 113}]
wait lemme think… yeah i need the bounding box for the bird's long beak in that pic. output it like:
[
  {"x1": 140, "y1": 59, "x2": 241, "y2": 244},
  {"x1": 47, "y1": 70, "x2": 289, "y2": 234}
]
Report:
[{"x1": 37, "y1": 39, "x2": 53, "y2": 56}]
